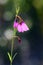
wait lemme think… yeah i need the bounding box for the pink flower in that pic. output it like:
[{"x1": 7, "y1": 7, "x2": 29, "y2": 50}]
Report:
[
  {"x1": 13, "y1": 20, "x2": 29, "y2": 32},
  {"x1": 13, "y1": 20, "x2": 18, "y2": 28},
  {"x1": 17, "y1": 21, "x2": 29, "y2": 32}
]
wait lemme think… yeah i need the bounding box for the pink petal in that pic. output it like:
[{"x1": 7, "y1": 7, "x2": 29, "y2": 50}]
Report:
[
  {"x1": 21, "y1": 22, "x2": 29, "y2": 31},
  {"x1": 13, "y1": 21, "x2": 18, "y2": 28},
  {"x1": 17, "y1": 21, "x2": 29, "y2": 32},
  {"x1": 17, "y1": 24, "x2": 22, "y2": 32},
  {"x1": 17, "y1": 24, "x2": 25, "y2": 32}
]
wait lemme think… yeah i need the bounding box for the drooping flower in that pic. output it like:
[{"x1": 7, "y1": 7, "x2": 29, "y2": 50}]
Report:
[
  {"x1": 17, "y1": 21, "x2": 29, "y2": 32},
  {"x1": 13, "y1": 16, "x2": 29, "y2": 32},
  {"x1": 4, "y1": 29, "x2": 14, "y2": 40},
  {"x1": 12, "y1": 35, "x2": 21, "y2": 43}
]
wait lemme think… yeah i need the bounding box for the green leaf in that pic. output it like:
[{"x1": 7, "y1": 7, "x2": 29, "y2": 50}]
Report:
[
  {"x1": 7, "y1": 52, "x2": 12, "y2": 63},
  {"x1": 16, "y1": 7, "x2": 20, "y2": 16},
  {"x1": 13, "y1": 52, "x2": 17, "y2": 61}
]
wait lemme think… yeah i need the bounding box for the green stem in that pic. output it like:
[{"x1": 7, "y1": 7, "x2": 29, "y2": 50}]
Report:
[
  {"x1": 10, "y1": 37, "x2": 14, "y2": 65},
  {"x1": 10, "y1": 62, "x2": 12, "y2": 65},
  {"x1": 10, "y1": 29, "x2": 17, "y2": 65}
]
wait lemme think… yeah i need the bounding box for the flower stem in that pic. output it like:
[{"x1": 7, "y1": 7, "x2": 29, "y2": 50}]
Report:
[
  {"x1": 10, "y1": 62, "x2": 12, "y2": 65},
  {"x1": 10, "y1": 37, "x2": 14, "y2": 65}
]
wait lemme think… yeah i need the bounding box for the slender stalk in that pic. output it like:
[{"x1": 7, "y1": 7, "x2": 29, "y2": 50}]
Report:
[
  {"x1": 10, "y1": 62, "x2": 12, "y2": 65},
  {"x1": 10, "y1": 37, "x2": 14, "y2": 65}
]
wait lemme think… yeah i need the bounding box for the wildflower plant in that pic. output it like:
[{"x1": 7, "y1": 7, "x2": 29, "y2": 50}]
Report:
[{"x1": 7, "y1": 7, "x2": 29, "y2": 65}]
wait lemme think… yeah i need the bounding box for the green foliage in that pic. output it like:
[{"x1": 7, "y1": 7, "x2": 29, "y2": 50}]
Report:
[
  {"x1": 13, "y1": 52, "x2": 17, "y2": 61},
  {"x1": 7, "y1": 52, "x2": 17, "y2": 63},
  {"x1": 33, "y1": 0, "x2": 43, "y2": 9},
  {"x1": 12, "y1": 0, "x2": 30, "y2": 14},
  {"x1": 7, "y1": 52, "x2": 12, "y2": 63}
]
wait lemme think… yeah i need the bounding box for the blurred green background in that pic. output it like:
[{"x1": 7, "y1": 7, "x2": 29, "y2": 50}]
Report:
[{"x1": 0, "y1": 0, "x2": 43, "y2": 65}]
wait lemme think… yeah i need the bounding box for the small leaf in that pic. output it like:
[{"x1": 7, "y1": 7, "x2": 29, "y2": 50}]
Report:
[
  {"x1": 13, "y1": 52, "x2": 17, "y2": 61},
  {"x1": 7, "y1": 52, "x2": 12, "y2": 63},
  {"x1": 16, "y1": 7, "x2": 20, "y2": 16}
]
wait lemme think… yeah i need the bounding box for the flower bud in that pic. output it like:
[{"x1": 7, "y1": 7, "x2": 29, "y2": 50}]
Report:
[{"x1": 18, "y1": 37, "x2": 21, "y2": 43}]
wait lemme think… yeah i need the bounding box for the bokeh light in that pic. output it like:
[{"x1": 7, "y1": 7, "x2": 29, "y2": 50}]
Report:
[
  {"x1": 0, "y1": 0, "x2": 8, "y2": 5},
  {"x1": 4, "y1": 29, "x2": 14, "y2": 40},
  {"x1": 33, "y1": 0, "x2": 43, "y2": 9},
  {"x1": 3, "y1": 11, "x2": 14, "y2": 21}
]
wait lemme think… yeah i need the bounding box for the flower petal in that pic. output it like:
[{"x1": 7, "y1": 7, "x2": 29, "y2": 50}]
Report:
[
  {"x1": 13, "y1": 21, "x2": 18, "y2": 28},
  {"x1": 21, "y1": 22, "x2": 29, "y2": 31},
  {"x1": 17, "y1": 24, "x2": 22, "y2": 32}
]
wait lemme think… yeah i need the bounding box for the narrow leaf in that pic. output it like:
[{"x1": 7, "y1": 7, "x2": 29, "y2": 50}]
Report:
[
  {"x1": 13, "y1": 52, "x2": 17, "y2": 61},
  {"x1": 16, "y1": 7, "x2": 20, "y2": 16},
  {"x1": 7, "y1": 52, "x2": 12, "y2": 63}
]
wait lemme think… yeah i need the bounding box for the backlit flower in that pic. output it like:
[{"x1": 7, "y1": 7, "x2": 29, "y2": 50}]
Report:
[
  {"x1": 17, "y1": 21, "x2": 29, "y2": 32},
  {"x1": 13, "y1": 21, "x2": 29, "y2": 32}
]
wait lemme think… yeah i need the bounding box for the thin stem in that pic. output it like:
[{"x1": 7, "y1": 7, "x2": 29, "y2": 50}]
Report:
[
  {"x1": 11, "y1": 38, "x2": 13, "y2": 58},
  {"x1": 10, "y1": 62, "x2": 12, "y2": 65},
  {"x1": 10, "y1": 32, "x2": 18, "y2": 65},
  {"x1": 10, "y1": 37, "x2": 14, "y2": 65},
  {"x1": 13, "y1": 36, "x2": 18, "y2": 38}
]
